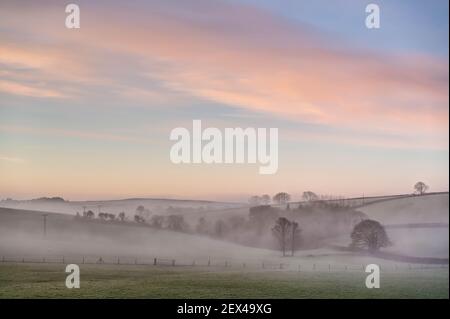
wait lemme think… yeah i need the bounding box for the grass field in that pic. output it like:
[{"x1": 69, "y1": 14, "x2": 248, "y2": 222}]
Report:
[{"x1": 0, "y1": 263, "x2": 448, "y2": 299}]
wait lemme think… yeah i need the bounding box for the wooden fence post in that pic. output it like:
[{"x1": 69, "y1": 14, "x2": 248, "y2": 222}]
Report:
[{"x1": 154, "y1": 258, "x2": 157, "y2": 266}]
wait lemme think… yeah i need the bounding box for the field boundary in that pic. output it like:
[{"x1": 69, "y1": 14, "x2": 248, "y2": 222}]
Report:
[{"x1": 1, "y1": 255, "x2": 448, "y2": 273}]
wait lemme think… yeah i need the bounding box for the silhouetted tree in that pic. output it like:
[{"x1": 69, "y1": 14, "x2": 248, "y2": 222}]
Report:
[
  {"x1": 84, "y1": 210, "x2": 94, "y2": 219},
  {"x1": 414, "y1": 181, "x2": 429, "y2": 195},
  {"x1": 350, "y1": 219, "x2": 391, "y2": 253},
  {"x1": 273, "y1": 192, "x2": 291, "y2": 205},
  {"x1": 302, "y1": 191, "x2": 319, "y2": 202},
  {"x1": 118, "y1": 212, "x2": 126, "y2": 222},
  {"x1": 272, "y1": 217, "x2": 291, "y2": 256}
]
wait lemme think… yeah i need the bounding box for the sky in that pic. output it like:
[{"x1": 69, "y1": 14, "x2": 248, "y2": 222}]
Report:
[{"x1": 0, "y1": 0, "x2": 448, "y2": 201}]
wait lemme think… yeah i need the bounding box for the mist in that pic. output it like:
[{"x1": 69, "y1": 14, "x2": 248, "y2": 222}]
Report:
[{"x1": 0, "y1": 193, "x2": 448, "y2": 269}]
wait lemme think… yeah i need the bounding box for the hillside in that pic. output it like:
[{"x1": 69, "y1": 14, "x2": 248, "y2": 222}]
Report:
[
  {"x1": 359, "y1": 193, "x2": 449, "y2": 225},
  {"x1": 0, "y1": 197, "x2": 245, "y2": 217},
  {"x1": 0, "y1": 207, "x2": 275, "y2": 264}
]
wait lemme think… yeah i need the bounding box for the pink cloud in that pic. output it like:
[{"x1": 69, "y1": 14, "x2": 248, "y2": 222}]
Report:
[{"x1": 0, "y1": 0, "x2": 447, "y2": 147}]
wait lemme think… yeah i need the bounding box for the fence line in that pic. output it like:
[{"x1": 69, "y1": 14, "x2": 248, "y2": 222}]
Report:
[{"x1": 0, "y1": 255, "x2": 448, "y2": 272}]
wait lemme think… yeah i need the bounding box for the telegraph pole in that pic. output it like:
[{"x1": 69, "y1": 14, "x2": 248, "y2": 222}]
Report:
[{"x1": 43, "y1": 213, "x2": 48, "y2": 238}]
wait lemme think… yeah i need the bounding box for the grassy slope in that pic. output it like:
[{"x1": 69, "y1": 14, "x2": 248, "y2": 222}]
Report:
[
  {"x1": 0, "y1": 263, "x2": 447, "y2": 299},
  {"x1": 359, "y1": 193, "x2": 449, "y2": 225}
]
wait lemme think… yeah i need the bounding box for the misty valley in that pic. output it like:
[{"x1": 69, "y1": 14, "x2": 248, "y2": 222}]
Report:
[
  {"x1": 0, "y1": 191, "x2": 448, "y2": 298},
  {"x1": 0, "y1": 192, "x2": 448, "y2": 264}
]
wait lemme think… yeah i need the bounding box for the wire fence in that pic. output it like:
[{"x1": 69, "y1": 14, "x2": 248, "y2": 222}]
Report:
[{"x1": 0, "y1": 255, "x2": 448, "y2": 273}]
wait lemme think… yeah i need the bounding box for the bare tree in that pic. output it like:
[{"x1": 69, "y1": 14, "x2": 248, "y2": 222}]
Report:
[
  {"x1": 118, "y1": 212, "x2": 126, "y2": 222},
  {"x1": 272, "y1": 217, "x2": 291, "y2": 256},
  {"x1": 350, "y1": 219, "x2": 391, "y2": 253},
  {"x1": 273, "y1": 192, "x2": 291, "y2": 205},
  {"x1": 414, "y1": 181, "x2": 429, "y2": 195},
  {"x1": 302, "y1": 191, "x2": 319, "y2": 202}
]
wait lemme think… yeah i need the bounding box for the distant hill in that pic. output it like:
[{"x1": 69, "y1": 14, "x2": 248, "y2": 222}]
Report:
[{"x1": 0, "y1": 197, "x2": 245, "y2": 216}]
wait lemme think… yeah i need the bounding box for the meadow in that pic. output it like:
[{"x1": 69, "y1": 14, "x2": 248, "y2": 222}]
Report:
[{"x1": 0, "y1": 262, "x2": 448, "y2": 299}]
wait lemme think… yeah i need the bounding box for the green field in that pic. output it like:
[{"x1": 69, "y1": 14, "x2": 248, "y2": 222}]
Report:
[{"x1": 0, "y1": 263, "x2": 447, "y2": 299}]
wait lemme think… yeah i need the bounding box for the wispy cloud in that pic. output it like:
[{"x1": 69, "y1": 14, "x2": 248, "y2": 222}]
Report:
[
  {"x1": 0, "y1": 155, "x2": 25, "y2": 163},
  {"x1": 0, "y1": 80, "x2": 64, "y2": 98},
  {"x1": 1, "y1": 1, "x2": 447, "y2": 140}
]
